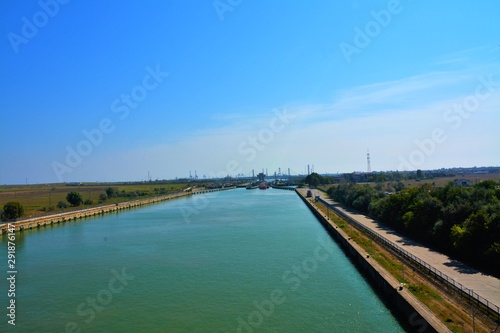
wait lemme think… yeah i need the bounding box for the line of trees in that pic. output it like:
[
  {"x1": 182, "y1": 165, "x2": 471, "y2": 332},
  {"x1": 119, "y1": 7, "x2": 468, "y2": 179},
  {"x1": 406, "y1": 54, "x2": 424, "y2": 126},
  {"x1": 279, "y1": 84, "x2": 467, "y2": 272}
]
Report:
[
  {"x1": 98, "y1": 187, "x2": 149, "y2": 203},
  {"x1": 302, "y1": 170, "x2": 456, "y2": 187},
  {"x1": 327, "y1": 180, "x2": 500, "y2": 277}
]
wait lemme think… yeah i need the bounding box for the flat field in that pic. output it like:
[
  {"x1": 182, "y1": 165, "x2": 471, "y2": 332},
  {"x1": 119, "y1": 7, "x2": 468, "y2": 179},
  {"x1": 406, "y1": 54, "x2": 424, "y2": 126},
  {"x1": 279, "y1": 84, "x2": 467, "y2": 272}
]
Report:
[
  {"x1": 318, "y1": 173, "x2": 500, "y2": 192},
  {"x1": 400, "y1": 172, "x2": 500, "y2": 187},
  {"x1": 0, "y1": 182, "x2": 192, "y2": 219}
]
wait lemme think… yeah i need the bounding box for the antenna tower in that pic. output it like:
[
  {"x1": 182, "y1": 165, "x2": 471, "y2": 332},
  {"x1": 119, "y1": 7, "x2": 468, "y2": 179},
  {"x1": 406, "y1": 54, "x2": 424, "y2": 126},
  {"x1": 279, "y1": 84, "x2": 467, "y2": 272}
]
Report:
[{"x1": 367, "y1": 150, "x2": 372, "y2": 173}]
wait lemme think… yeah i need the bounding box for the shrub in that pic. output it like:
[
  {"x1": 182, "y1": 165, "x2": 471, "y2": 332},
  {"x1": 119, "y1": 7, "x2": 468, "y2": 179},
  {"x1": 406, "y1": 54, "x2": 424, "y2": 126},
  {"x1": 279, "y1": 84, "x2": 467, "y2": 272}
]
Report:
[
  {"x1": 57, "y1": 201, "x2": 68, "y2": 209},
  {"x1": 66, "y1": 192, "x2": 83, "y2": 206},
  {"x1": 2, "y1": 202, "x2": 24, "y2": 220},
  {"x1": 98, "y1": 193, "x2": 108, "y2": 203},
  {"x1": 106, "y1": 187, "x2": 117, "y2": 198}
]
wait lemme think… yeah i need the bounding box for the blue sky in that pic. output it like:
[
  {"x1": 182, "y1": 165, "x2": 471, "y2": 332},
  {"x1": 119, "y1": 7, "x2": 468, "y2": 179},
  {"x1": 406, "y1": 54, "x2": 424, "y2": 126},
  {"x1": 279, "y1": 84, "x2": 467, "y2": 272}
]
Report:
[{"x1": 1, "y1": 0, "x2": 499, "y2": 184}]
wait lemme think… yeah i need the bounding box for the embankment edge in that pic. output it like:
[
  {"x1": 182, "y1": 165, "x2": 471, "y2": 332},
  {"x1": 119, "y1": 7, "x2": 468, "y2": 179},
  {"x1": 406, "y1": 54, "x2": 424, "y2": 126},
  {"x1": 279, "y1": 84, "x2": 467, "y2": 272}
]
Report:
[{"x1": 296, "y1": 189, "x2": 451, "y2": 333}]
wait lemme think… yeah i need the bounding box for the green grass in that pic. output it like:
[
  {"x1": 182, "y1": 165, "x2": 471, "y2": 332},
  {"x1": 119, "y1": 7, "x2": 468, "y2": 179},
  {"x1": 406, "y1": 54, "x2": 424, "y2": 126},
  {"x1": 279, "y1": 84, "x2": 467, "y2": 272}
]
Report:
[
  {"x1": 0, "y1": 182, "x2": 192, "y2": 218},
  {"x1": 313, "y1": 201, "x2": 494, "y2": 333}
]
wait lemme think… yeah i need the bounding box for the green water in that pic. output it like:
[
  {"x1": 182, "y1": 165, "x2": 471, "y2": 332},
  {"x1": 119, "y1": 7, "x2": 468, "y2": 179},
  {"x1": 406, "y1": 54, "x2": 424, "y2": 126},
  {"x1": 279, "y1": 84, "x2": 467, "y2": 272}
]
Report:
[{"x1": 1, "y1": 189, "x2": 406, "y2": 332}]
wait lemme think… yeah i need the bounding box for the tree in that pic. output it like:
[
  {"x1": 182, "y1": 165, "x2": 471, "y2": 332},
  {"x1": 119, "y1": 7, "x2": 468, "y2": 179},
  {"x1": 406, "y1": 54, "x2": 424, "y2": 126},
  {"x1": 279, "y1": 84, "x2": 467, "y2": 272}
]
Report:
[
  {"x1": 99, "y1": 193, "x2": 108, "y2": 203},
  {"x1": 2, "y1": 202, "x2": 24, "y2": 220},
  {"x1": 393, "y1": 181, "x2": 405, "y2": 192},
  {"x1": 57, "y1": 201, "x2": 68, "y2": 209},
  {"x1": 66, "y1": 191, "x2": 83, "y2": 206},
  {"x1": 106, "y1": 187, "x2": 117, "y2": 198},
  {"x1": 474, "y1": 180, "x2": 498, "y2": 190},
  {"x1": 305, "y1": 173, "x2": 322, "y2": 188}
]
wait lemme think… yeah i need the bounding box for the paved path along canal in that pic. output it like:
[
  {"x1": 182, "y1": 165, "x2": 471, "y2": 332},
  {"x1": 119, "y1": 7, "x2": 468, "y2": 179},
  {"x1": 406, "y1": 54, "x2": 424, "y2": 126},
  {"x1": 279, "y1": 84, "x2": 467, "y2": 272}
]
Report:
[{"x1": 301, "y1": 189, "x2": 500, "y2": 313}]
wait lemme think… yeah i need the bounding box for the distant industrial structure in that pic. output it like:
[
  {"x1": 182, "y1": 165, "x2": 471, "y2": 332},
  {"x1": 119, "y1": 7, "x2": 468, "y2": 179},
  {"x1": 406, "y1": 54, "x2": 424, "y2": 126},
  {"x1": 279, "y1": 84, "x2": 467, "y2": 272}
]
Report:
[
  {"x1": 257, "y1": 172, "x2": 266, "y2": 182},
  {"x1": 367, "y1": 149, "x2": 372, "y2": 173}
]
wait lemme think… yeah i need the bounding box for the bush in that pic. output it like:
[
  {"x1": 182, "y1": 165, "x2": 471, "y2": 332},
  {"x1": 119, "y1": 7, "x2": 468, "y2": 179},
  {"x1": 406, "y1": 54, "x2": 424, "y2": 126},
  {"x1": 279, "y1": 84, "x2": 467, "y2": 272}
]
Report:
[
  {"x1": 66, "y1": 191, "x2": 83, "y2": 206},
  {"x1": 57, "y1": 201, "x2": 68, "y2": 209},
  {"x1": 98, "y1": 193, "x2": 108, "y2": 203},
  {"x1": 84, "y1": 199, "x2": 93, "y2": 205},
  {"x1": 2, "y1": 202, "x2": 24, "y2": 220},
  {"x1": 106, "y1": 187, "x2": 117, "y2": 198}
]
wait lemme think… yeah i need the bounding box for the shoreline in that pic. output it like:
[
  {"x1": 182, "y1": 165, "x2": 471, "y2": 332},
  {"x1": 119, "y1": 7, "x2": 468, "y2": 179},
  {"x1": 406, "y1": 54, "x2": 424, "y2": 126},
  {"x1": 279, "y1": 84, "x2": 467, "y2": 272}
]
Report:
[
  {"x1": 295, "y1": 188, "x2": 450, "y2": 333},
  {"x1": 0, "y1": 187, "x2": 236, "y2": 234}
]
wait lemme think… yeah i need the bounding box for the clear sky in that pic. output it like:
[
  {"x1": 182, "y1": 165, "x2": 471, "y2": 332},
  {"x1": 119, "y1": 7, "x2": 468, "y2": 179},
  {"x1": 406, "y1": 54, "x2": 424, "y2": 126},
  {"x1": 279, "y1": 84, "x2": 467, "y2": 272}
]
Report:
[{"x1": 1, "y1": 0, "x2": 499, "y2": 184}]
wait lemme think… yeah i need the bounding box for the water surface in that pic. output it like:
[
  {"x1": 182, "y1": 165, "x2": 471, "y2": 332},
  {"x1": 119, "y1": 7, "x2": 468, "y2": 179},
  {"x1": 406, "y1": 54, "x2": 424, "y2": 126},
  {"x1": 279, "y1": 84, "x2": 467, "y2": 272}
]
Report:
[{"x1": 1, "y1": 189, "x2": 405, "y2": 332}]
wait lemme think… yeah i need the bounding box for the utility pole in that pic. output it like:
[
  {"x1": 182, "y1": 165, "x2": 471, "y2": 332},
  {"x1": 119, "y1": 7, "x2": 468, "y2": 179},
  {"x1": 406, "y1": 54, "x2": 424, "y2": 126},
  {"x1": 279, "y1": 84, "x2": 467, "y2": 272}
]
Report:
[{"x1": 367, "y1": 149, "x2": 372, "y2": 173}]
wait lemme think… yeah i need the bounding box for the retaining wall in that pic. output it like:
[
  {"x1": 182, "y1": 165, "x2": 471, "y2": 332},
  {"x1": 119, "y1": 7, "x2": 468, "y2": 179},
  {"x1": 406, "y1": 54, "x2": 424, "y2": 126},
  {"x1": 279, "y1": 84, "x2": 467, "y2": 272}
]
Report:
[
  {"x1": 296, "y1": 189, "x2": 451, "y2": 333},
  {"x1": 0, "y1": 187, "x2": 236, "y2": 234}
]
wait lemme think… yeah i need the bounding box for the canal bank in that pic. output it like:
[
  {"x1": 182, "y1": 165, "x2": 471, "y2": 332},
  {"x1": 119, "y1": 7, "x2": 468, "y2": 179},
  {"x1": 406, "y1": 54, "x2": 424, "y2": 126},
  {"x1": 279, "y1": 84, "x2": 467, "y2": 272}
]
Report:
[
  {"x1": 295, "y1": 188, "x2": 450, "y2": 333},
  {"x1": 1, "y1": 186, "x2": 407, "y2": 332},
  {"x1": 0, "y1": 186, "x2": 236, "y2": 234}
]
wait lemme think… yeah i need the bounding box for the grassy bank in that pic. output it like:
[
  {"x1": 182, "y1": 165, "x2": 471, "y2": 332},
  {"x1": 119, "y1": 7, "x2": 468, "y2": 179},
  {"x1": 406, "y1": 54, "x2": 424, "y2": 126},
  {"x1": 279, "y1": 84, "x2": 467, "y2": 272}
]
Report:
[
  {"x1": 0, "y1": 182, "x2": 192, "y2": 219},
  {"x1": 312, "y1": 200, "x2": 496, "y2": 333}
]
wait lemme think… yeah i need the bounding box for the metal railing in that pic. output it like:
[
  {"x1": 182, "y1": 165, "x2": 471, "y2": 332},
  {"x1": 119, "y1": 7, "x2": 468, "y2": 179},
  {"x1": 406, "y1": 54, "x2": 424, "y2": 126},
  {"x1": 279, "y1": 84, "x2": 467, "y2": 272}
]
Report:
[{"x1": 316, "y1": 197, "x2": 500, "y2": 320}]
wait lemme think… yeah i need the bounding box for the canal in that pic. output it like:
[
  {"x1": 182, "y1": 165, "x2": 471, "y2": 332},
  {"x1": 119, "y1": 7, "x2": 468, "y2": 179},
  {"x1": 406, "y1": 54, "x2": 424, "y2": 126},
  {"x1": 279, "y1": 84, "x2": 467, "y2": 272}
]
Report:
[{"x1": 0, "y1": 188, "x2": 406, "y2": 332}]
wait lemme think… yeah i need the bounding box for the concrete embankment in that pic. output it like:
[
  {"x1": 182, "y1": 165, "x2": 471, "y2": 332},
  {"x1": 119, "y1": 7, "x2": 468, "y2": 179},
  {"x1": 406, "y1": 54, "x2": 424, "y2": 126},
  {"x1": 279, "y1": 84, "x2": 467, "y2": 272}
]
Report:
[
  {"x1": 0, "y1": 186, "x2": 236, "y2": 234},
  {"x1": 269, "y1": 185, "x2": 296, "y2": 191},
  {"x1": 295, "y1": 189, "x2": 451, "y2": 333}
]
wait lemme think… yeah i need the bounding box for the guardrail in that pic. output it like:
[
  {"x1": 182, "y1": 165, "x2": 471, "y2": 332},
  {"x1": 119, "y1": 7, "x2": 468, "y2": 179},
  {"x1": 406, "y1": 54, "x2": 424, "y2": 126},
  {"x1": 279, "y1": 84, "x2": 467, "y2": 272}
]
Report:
[
  {"x1": 270, "y1": 185, "x2": 297, "y2": 191},
  {"x1": 316, "y1": 197, "x2": 500, "y2": 321},
  {"x1": 193, "y1": 186, "x2": 237, "y2": 194}
]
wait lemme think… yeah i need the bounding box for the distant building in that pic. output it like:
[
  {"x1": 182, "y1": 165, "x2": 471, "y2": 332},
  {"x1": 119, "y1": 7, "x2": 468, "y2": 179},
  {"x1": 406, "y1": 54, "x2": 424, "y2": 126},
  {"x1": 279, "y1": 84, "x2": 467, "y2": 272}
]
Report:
[
  {"x1": 257, "y1": 172, "x2": 266, "y2": 182},
  {"x1": 454, "y1": 179, "x2": 472, "y2": 187},
  {"x1": 346, "y1": 172, "x2": 366, "y2": 183}
]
